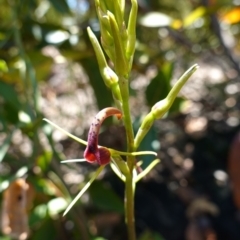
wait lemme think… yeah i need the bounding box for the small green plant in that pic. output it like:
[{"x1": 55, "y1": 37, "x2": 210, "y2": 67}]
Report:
[{"x1": 44, "y1": 0, "x2": 198, "y2": 239}]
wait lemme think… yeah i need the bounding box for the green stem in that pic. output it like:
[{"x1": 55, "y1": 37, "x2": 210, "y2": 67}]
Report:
[
  {"x1": 118, "y1": 75, "x2": 136, "y2": 173},
  {"x1": 125, "y1": 175, "x2": 136, "y2": 240},
  {"x1": 118, "y1": 75, "x2": 136, "y2": 239},
  {"x1": 119, "y1": 76, "x2": 134, "y2": 149}
]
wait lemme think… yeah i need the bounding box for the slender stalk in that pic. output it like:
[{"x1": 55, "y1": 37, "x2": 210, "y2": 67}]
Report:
[
  {"x1": 119, "y1": 76, "x2": 136, "y2": 239},
  {"x1": 125, "y1": 175, "x2": 136, "y2": 240},
  {"x1": 118, "y1": 77, "x2": 134, "y2": 150},
  {"x1": 94, "y1": 1, "x2": 140, "y2": 239}
]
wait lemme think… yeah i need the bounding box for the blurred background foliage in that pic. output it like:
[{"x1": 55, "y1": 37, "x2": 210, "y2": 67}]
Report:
[{"x1": 1, "y1": 0, "x2": 240, "y2": 239}]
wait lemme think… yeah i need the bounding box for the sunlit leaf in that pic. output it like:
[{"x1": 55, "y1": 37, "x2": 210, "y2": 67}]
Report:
[
  {"x1": 18, "y1": 111, "x2": 31, "y2": 124},
  {"x1": 36, "y1": 179, "x2": 60, "y2": 196},
  {"x1": 43, "y1": 118, "x2": 87, "y2": 145},
  {"x1": 182, "y1": 6, "x2": 206, "y2": 28},
  {"x1": 48, "y1": 171, "x2": 71, "y2": 199},
  {"x1": 0, "y1": 129, "x2": 14, "y2": 163},
  {"x1": 33, "y1": 204, "x2": 48, "y2": 220},
  {"x1": 61, "y1": 159, "x2": 86, "y2": 163},
  {"x1": 15, "y1": 167, "x2": 28, "y2": 177},
  {"x1": 45, "y1": 30, "x2": 69, "y2": 44},
  {"x1": 47, "y1": 197, "x2": 68, "y2": 217},
  {"x1": 110, "y1": 162, "x2": 126, "y2": 182},
  {"x1": 139, "y1": 12, "x2": 172, "y2": 27},
  {"x1": 134, "y1": 159, "x2": 160, "y2": 182},
  {"x1": 221, "y1": 6, "x2": 240, "y2": 24},
  {"x1": 0, "y1": 180, "x2": 10, "y2": 193},
  {"x1": 36, "y1": 151, "x2": 53, "y2": 172},
  {"x1": 0, "y1": 59, "x2": 8, "y2": 72}
]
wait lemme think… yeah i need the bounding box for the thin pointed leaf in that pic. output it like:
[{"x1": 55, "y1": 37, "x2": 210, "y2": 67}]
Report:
[
  {"x1": 63, "y1": 165, "x2": 105, "y2": 216},
  {"x1": 110, "y1": 161, "x2": 126, "y2": 182},
  {"x1": 110, "y1": 149, "x2": 157, "y2": 157},
  {"x1": 61, "y1": 159, "x2": 86, "y2": 163},
  {"x1": 136, "y1": 160, "x2": 143, "y2": 167},
  {"x1": 126, "y1": 0, "x2": 138, "y2": 60},
  {"x1": 166, "y1": 64, "x2": 198, "y2": 106},
  {"x1": 131, "y1": 150, "x2": 157, "y2": 156},
  {"x1": 48, "y1": 171, "x2": 71, "y2": 200},
  {"x1": 133, "y1": 167, "x2": 138, "y2": 180},
  {"x1": 134, "y1": 159, "x2": 160, "y2": 182},
  {"x1": 43, "y1": 118, "x2": 87, "y2": 146},
  {"x1": 108, "y1": 11, "x2": 128, "y2": 75},
  {"x1": 0, "y1": 129, "x2": 15, "y2": 162}
]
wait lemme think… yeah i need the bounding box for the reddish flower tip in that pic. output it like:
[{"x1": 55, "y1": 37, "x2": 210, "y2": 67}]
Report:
[{"x1": 84, "y1": 107, "x2": 122, "y2": 165}]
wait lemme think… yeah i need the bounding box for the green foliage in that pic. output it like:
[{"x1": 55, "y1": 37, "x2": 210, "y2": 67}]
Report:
[
  {"x1": 0, "y1": 60, "x2": 8, "y2": 72},
  {"x1": 49, "y1": 0, "x2": 71, "y2": 14},
  {"x1": 0, "y1": 130, "x2": 14, "y2": 163},
  {"x1": 0, "y1": 82, "x2": 22, "y2": 124},
  {"x1": 89, "y1": 181, "x2": 124, "y2": 213}
]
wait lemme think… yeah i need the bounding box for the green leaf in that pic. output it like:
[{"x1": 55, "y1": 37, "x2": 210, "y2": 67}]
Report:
[
  {"x1": 43, "y1": 118, "x2": 87, "y2": 146},
  {"x1": 0, "y1": 236, "x2": 11, "y2": 240},
  {"x1": 182, "y1": 6, "x2": 206, "y2": 28},
  {"x1": 0, "y1": 81, "x2": 20, "y2": 109},
  {"x1": 35, "y1": 178, "x2": 58, "y2": 196},
  {"x1": 30, "y1": 204, "x2": 48, "y2": 225},
  {"x1": 27, "y1": 51, "x2": 54, "y2": 81},
  {"x1": 15, "y1": 167, "x2": 28, "y2": 178},
  {"x1": 47, "y1": 197, "x2": 68, "y2": 217},
  {"x1": 48, "y1": 0, "x2": 70, "y2": 14},
  {"x1": 89, "y1": 180, "x2": 124, "y2": 214},
  {"x1": 140, "y1": 12, "x2": 172, "y2": 27},
  {"x1": 0, "y1": 81, "x2": 22, "y2": 124},
  {"x1": 18, "y1": 111, "x2": 31, "y2": 124},
  {"x1": 146, "y1": 62, "x2": 174, "y2": 107},
  {"x1": 134, "y1": 159, "x2": 160, "y2": 182},
  {"x1": 0, "y1": 129, "x2": 14, "y2": 163},
  {"x1": 36, "y1": 151, "x2": 53, "y2": 172},
  {"x1": 31, "y1": 218, "x2": 57, "y2": 240},
  {"x1": 0, "y1": 59, "x2": 8, "y2": 72},
  {"x1": 0, "y1": 167, "x2": 28, "y2": 193}
]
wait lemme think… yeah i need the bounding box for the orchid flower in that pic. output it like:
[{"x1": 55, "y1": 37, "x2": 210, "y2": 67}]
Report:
[
  {"x1": 43, "y1": 0, "x2": 199, "y2": 237},
  {"x1": 43, "y1": 107, "x2": 157, "y2": 215}
]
